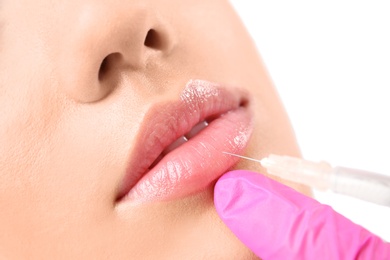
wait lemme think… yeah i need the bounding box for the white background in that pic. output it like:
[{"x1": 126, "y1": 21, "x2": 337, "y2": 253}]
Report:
[{"x1": 230, "y1": 1, "x2": 390, "y2": 241}]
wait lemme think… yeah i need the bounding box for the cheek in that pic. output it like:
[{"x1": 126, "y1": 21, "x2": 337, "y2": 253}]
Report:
[
  {"x1": 0, "y1": 80, "x2": 145, "y2": 256},
  {"x1": 0, "y1": 84, "x2": 59, "y2": 195},
  {"x1": 0, "y1": 81, "x2": 64, "y2": 252},
  {"x1": 0, "y1": 86, "x2": 143, "y2": 210}
]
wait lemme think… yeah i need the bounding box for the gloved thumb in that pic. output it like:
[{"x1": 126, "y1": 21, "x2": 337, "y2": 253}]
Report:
[{"x1": 214, "y1": 170, "x2": 390, "y2": 259}]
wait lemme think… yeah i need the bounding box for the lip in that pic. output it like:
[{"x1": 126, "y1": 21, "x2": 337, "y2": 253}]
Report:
[{"x1": 116, "y1": 79, "x2": 253, "y2": 203}]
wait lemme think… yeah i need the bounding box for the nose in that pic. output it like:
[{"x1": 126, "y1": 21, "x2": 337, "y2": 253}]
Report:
[{"x1": 60, "y1": 2, "x2": 175, "y2": 102}]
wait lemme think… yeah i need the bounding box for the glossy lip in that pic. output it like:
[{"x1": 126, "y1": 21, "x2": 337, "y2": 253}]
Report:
[{"x1": 116, "y1": 79, "x2": 254, "y2": 204}]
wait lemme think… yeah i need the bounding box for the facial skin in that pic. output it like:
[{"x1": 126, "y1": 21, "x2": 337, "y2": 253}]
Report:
[{"x1": 0, "y1": 0, "x2": 310, "y2": 259}]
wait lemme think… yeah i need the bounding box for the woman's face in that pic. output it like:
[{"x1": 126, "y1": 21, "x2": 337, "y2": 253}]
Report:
[{"x1": 0, "y1": 0, "x2": 309, "y2": 258}]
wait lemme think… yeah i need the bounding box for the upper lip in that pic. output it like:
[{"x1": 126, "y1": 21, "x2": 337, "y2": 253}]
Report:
[{"x1": 116, "y1": 79, "x2": 250, "y2": 201}]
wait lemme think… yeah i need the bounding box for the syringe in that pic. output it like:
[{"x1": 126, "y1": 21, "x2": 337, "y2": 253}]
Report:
[{"x1": 223, "y1": 152, "x2": 390, "y2": 207}]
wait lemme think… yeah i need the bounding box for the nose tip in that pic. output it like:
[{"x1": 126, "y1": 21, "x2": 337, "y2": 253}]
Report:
[
  {"x1": 98, "y1": 23, "x2": 175, "y2": 84},
  {"x1": 62, "y1": 3, "x2": 176, "y2": 103},
  {"x1": 100, "y1": 20, "x2": 175, "y2": 77},
  {"x1": 99, "y1": 10, "x2": 175, "y2": 77}
]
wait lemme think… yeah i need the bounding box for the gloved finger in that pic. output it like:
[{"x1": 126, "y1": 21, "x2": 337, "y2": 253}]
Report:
[{"x1": 214, "y1": 170, "x2": 390, "y2": 260}]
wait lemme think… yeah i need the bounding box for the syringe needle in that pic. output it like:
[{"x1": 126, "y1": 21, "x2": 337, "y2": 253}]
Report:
[{"x1": 222, "y1": 151, "x2": 262, "y2": 164}]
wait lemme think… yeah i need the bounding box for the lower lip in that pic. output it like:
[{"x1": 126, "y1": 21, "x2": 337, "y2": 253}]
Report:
[{"x1": 123, "y1": 106, "x2": 253, "y2": 202}]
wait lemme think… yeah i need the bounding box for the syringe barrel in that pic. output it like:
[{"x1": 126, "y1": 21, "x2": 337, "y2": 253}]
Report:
[
  {"x1": 263, "y1": 154, "x2": 333, "y2": 190},
  {"x1": 331, "y1": 166, "x2": 390, "y2": 207}
]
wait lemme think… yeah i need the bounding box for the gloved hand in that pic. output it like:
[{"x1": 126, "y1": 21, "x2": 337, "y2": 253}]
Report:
[{"x1": 214, "y1": 170, "x2": 390, "y2": 260}]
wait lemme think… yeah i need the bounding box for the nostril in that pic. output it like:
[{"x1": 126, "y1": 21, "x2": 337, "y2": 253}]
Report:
[
  {"x1": 98, "y1": 53, "x2": 122, "y2": 81},
  {"x1": 98, "y1": 57, "x2": 109, "y2": 81},
  {"x1": 144, "y1": 29, "x2": 163, "y2": 49}
]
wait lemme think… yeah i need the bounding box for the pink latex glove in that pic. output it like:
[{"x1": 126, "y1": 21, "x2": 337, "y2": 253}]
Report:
[{"x1": 214, "y1": 170, "x2": 390, "y2": 259}]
